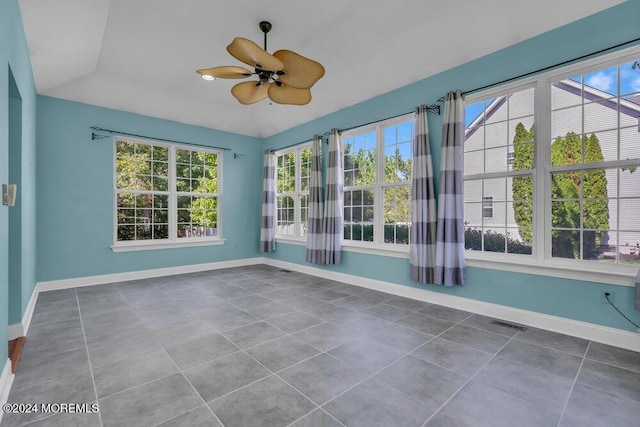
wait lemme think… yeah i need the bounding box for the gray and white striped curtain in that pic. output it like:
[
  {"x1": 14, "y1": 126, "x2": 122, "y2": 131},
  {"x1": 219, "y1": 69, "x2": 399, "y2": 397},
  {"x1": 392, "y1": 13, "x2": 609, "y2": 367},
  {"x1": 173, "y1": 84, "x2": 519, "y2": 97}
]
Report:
[
  {"x1": 322, "y1": 129, "x2": 343, "y2": 264},
  {"x1": 410, "y1": 105, "x2": 438, "y2": 284},
  {"x1": 306, "y1": 135, "x2": 325, "y2": 264},
  {"x1": 259, "y1": 151, "x2": 276, "y2": 252},
  {"x1": 435, "y1": 91, "x2": 465, "y2": 285}
]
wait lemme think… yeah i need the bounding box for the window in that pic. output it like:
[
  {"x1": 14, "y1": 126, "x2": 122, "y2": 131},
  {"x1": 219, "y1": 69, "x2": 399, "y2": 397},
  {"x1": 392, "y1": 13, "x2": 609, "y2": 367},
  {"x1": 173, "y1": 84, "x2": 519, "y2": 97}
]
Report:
[
  {"x1": 343, "y1": 116, "x2": 414, "y2": 246},
  {"x1": 275, "y1": 144, "x2": 311, "y2": 238},
  {"x1": 464, "y1": 86, "x2": 535, "y2": 255},
  {"x1": 549, "y1": 58, "x2": 640, "y2": 264},
  {"x1": 114, "y1": 137, "x2": 221, "y2": 248},
  {"x1": 464, "y1": 47, "x2": 640, "y2": 271},
  {"x1": 482, "y1": 197, "x2": 494, "y2": 219}
]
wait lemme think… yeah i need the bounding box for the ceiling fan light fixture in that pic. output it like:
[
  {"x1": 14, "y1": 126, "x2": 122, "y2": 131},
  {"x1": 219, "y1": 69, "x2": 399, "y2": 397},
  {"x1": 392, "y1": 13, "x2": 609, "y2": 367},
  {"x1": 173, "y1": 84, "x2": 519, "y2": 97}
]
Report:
[{"x1": 197, "y1": 21, "x2": 324, "y2": 105}]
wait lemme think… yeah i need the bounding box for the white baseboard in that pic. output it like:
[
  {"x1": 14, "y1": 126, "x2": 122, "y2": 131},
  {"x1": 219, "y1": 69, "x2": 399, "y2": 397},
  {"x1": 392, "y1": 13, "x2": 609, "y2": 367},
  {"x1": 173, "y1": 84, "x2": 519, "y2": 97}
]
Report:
[
  {"x1": 8, "y1": 280, "x2": 39, "y2": 340},
  {"x1": 36, "y1": 257, "x2": 263, "y2": 292},
  {"x1": 23, "y1": 255, "x2": 640, "y2": 353},
  {"x1": 261, "y1": 257, "x2": 640, "y2": 353},
  {"x1": 0, "y1": 359, "x2": 14, "y2": 424}
]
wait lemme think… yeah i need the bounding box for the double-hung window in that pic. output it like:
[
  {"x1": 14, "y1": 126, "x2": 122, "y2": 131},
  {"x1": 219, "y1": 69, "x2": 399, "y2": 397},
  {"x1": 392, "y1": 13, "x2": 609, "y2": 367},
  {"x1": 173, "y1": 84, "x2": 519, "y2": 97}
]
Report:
[
  {"x1": 114, "y1": 137, "x2": 222, "y2": 249},
  {"x1": 464, "y1": 86, "x2": 535, "y2": 255},
  {"x1": 275, "y1": 144, "x2": 311, "y2": 239},
  {"x1": 342, "y1": 115, "x2": 414, "y2": 247},
  {"x1": 464, "y1": 47, "x2": 640, "y2": 278}
]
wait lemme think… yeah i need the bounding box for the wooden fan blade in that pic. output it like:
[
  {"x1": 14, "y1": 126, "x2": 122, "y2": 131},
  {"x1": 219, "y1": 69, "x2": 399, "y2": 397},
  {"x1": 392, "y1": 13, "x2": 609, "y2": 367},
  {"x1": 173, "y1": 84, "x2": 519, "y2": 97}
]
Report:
[
  {"x1": 273, "y1": 50, "x2": 325, "y2": 89},
  {"x1": 231, "y1": 81, "x2": 271, "y2": 105},
  {"x1": 268, "y1": 83, "x2": 311, "y2": 105},
  {"x1": 227, "y1": 38, "x2": 284, "y2": 71},
  {"x1": 196, "y1": 66, "x2": 252, "y2": 79}
]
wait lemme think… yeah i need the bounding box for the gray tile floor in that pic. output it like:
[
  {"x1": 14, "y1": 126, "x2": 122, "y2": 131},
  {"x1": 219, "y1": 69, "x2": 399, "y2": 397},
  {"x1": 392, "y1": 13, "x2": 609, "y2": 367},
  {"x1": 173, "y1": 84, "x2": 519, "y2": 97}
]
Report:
[{"x1": 3, "y1": 265, "x2": 640, "y2": 426}]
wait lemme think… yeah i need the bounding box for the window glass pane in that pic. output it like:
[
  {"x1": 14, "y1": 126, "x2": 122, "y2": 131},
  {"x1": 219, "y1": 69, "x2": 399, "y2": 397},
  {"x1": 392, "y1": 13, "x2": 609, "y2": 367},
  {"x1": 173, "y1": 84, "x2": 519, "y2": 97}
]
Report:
[
  {"x1": 584, "y1": 100, "x2": 618, "y2": 134},
  {"x1": 464, "y1": 180, "x2": 482, "y2": 203},
  {"x1": 300, "y1": 194, "x2": 309, "y2": 237},
  {"x1": 484, "y1": 122, "x2": 508, "y2": 149},
  {"x1": 485, "y1": 97, "x2": 507, "y2": 124},
  {"x1": 483, "y1": 178, "x2": 506, "y2": 201},
  {"x1": 509, "y1": 87, "x2": 535, "y2": 119},
  {"x1": 300, "y1": 148, "x2": 311, "y2": 192},
  {"x1": 464, "y1": 202, "x2": 482, "y2": 230},
  {"x1": 507, "y1": 227, "x2": 532, "y2": 254},
  {"x1": 383, "y1": 186, "x2": 411, "y2": 244},
  {"x1": 584, "y1": 66, "x2": 618, "y2": 97},
  {"x1": 485, "y1": 146, "x2": 509, "y2": 173},
  {"x1": 152, "y1": 146, "x2": 168, "y2": 162},
  {"x1": 344, "y1": 133, "x2": 376, "y2": 186},
  {"x1": 343, "y1": 189, "x2": 374, "y2": 242},
  {"x1": 276, "y1": 195, "x2": 295, "y2": 236},
  {"x1": 383, "y1": 121, "x2": 413, "y2": 184},
  {"x1": 483, "y1": 229, "x2": 506, "y2": 253},
  {"x1": 551, "y1": 106, "x2": 582, "y2": 140},
  {"x1": 464, "y1": 150, "x2": 484, "y2": 175},
  {"x1": 620, "y1": 126, "x2": 640, "y2": 161},
  {"x1": 176, "y1": 195, "x2": 218, "y2": 238}
]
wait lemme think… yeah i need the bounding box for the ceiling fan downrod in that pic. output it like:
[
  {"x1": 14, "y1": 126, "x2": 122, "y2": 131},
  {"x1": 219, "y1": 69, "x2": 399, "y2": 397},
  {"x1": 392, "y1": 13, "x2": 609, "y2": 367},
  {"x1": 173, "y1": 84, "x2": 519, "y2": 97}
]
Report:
[{"x1": 259, "y1": 21, "x2": 272, "y2": 51}]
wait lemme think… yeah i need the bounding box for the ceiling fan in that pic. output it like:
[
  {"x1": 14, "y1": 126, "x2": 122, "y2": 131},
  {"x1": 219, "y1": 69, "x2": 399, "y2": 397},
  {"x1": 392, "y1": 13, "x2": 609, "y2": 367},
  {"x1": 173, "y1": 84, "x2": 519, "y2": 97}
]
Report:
[{"x1": 196, "y1": 21, "x2": 325, "y2": 106}]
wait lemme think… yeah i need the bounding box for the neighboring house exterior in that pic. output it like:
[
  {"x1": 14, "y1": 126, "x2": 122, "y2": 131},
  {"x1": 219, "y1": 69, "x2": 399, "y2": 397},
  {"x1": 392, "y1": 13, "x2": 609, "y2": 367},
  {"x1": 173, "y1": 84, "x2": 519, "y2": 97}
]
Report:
[{"x1": 464, "y1": 79, "x2": 640, "y2": 255}]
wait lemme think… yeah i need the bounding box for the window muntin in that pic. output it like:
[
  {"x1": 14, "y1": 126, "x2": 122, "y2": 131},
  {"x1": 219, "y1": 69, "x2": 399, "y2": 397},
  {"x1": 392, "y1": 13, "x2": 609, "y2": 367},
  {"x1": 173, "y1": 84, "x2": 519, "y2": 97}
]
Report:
[
  {"x1": 549, "y1": 58, "x2": 640, "y2": 264},
  {"x1": 343, "y1": 117, "x2": 414, "y2": 246},
  {"x1": 176, "y1": 148, "x2": 219, "y2": 239},
  {"x1": 114, "y1": 138, "x2": 221, "y2": 245},
  {"x1": 465, "y1": 49, "x2": 640, "y2": 268},
  {"x1": 275, "y1": 145, "x2": 311, "y2": 238},
  {"x1": 464, "y1": 87, "x2": 535, "y2": 255}
]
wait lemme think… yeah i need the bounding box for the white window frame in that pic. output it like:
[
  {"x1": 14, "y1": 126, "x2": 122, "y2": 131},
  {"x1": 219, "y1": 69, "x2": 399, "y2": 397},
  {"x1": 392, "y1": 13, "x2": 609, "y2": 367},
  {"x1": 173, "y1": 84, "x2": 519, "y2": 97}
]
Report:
[
  {"x1": 342, "y1": 114, "x2": 414, "y2": 252},
  {"x1": 465, "y1": 45, "x2": 640, "y2": 286},
  {"x1": 275, "y1": 143, "x2": 312, "y2": 241},
  {"x1": 111, "y1": 136, "x2": 224, "y2": 252}
]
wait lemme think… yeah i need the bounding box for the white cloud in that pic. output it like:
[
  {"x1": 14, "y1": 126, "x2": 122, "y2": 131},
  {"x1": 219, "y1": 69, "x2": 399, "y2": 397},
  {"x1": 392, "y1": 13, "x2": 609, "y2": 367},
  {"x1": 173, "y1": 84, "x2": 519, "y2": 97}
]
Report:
[{"x1": 586, "y1": 71, "x2": 615, "y2": 92}]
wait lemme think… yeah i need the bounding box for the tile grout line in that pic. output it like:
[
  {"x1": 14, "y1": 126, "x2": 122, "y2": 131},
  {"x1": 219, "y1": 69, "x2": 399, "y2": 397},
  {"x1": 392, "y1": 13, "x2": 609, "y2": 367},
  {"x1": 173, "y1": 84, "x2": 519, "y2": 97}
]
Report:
[
  {"x1": 420, "y1": 331, "x2": 522, "y2": 427},
  {"x1": 75, "y1": 289, "x2": 105, "y2": 427},
  {"x1": 115, "y1": 283, "x2": 228, "y2": 426},
  {"x1": 556, "y1": 340, "x2": 592, "y2": 427}
]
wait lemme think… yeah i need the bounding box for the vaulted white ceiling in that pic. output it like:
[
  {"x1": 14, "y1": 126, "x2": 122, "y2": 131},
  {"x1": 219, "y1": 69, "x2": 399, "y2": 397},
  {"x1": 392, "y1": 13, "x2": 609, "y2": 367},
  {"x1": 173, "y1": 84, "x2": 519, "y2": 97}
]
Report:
[{"x1": 19, "y1": 0, "x2": 621, "y2": 138}]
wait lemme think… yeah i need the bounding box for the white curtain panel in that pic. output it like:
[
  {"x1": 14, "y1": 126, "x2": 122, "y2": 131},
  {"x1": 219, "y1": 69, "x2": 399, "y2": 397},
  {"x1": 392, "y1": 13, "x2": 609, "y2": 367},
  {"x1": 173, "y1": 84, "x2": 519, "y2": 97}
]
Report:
[
  {"x1": 435, "y1": 91, "x2": 466, "y2": 285},
  {"x1": 410, "y1": 105, "x2": 438, "y2": 284},
  {"x1": 306, "y1": 135, "x2": 325, "y2": 264},
  {"x1": 322, "y1": 129, "x2": 344, "y2": 264},
  {"x1": 259, "y1": 150, "x2": 276, "y2": 253}
]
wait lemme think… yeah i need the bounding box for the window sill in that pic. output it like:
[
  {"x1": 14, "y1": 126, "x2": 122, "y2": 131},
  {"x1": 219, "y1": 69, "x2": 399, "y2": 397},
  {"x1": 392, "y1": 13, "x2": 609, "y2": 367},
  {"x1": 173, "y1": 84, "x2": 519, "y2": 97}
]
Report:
[
  {"x1": 111, "y1": 239, "x2": 226, "y2": 252},
  {"x1": 275, "y1": 237, "x2": 306, "y2": 246},
  {"x1": 341, "y1": 243, "x2": 410, "y2": 259},
  {"x1": 465, "y1": 253, "x2": 638, "y2": 287}
]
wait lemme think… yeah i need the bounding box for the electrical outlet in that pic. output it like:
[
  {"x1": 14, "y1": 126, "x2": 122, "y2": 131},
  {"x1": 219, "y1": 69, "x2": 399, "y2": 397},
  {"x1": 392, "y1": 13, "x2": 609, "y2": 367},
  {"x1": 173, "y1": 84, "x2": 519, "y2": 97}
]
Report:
[{"x1": 601, "y1": 290, "x2": 614, "y2": 304}]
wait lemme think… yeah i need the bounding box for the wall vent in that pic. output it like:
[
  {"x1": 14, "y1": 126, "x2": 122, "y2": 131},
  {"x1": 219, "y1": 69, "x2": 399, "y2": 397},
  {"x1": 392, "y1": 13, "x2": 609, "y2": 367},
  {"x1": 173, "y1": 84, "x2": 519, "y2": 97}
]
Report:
[{"x1": 489, "y1": 320, "x2": 527, "y2": 332}]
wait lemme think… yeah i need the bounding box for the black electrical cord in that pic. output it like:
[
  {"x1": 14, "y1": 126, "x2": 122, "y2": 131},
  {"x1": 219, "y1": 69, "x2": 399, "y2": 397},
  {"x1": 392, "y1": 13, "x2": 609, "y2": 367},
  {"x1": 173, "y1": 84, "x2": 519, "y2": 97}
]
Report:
[{"x1": 604, "y1": 293, "x2": 640, "y2": 329}]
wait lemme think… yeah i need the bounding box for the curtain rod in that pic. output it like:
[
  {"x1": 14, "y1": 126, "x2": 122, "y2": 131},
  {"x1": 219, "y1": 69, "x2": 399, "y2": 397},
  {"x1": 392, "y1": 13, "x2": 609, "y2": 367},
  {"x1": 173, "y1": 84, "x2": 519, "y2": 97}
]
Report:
[
  {"x1": 89, "y1": 126, "x2": 232, "y2": 152},
  {"x1": 438, "y1": 36, "x2": 640, "y2": 101},
  {"x1": 266, "y1": 103, "x2": 440, "y2": 153},
  {"x1": 337, "y1": 103, "x2": 440, "y2": 134},
  {"x1": 266, "y1": 131, "x2": 330, "y2": 153}
]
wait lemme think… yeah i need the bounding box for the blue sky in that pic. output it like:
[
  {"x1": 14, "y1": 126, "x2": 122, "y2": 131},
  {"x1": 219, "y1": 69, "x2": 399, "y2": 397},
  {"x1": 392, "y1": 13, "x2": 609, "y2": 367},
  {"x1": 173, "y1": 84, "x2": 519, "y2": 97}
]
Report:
[{"x1": 464, "y1": 60, "x2": 640, "y2": 128}]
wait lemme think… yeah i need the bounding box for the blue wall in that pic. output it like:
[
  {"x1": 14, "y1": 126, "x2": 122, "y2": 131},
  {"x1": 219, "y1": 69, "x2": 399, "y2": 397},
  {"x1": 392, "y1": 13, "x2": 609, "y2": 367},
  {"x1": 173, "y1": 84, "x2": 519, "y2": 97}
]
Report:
[
  {"x1": 262, "y1": 2, "x2": 640, "y2": 332},
  {"x1": 36, "y1": 97, "x2": 264, "y2": 282},
  {"x1": 1, "y1": 0, "x2": 38, "y2": 362}
]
